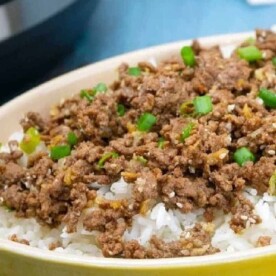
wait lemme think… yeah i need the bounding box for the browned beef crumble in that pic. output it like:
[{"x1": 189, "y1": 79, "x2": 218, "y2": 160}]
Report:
[
  {"x1": 256, "y1": 236, "x2": 272, "y2": 247},
  {"x1": 9, "y1": 234, "x2": 30, "y2": 246},
  {"x1": 0, "y1": 29, "x2": 276, "y2": 258}
]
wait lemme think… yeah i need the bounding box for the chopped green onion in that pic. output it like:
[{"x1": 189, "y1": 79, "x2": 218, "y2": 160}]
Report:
[
  {"x1": 0, "y1": 142, "x2": 2, "y2": 150},
  {"x1": 179, "y1": 100, "x2": 194, "y2": 116},
  {"x1": 233, "y1": 147, "x2": 255, "y2": 167},
  {"x1": 80, "y1": 90, "x2": 94, "y2": 102},
  {"x1": 237, "y1": 46, "x2": 262, "y2": 62},
  {"x1": 137, "y1": 112, "x2": 157, "y2": 132},
  {"x1": 157, "y1": 137, "x2": 165, "y2": 149},
  {"x1": 67, "y1": 132, "x2": 78, "y2": 146},
  {"x1": 180, "y1": 46, "x2": 195, "y2": 67},
  {"x1": 193, "y1": 96, "x2": 213, "y2": 115},
  {"x1": 94, "y1": 82, "x2": 107, "y2": 93},
  {"x1": 258, "y1": 88, "x2": 276, "y2": 108},
  {"x1": 268, "y1": 170, "x2": 276, "y2": 196},
  {"x1": 19, "y1": 127, "x2": 40, "y2": 154},
  {"x1": 80, "y1": 83, "x2": 107, "y2": 102},
  {"x1": 50, "y1": 145, "x2": 71, "y2": 161},
  {"x1": 117, "y1": 104, "x2": 126, "y2": 116},
  {"x1": 180, "y1": 123, "x2": 195, "y2": 142},
  {"x1": 272, "y1": 57, "x2": 276, "y2": 67},
  {"x1": 135, "y1": 155, "x2": 147, "y2": 165},
  {"x1": 98, "y1": 152, "x2": 119, "y2": 168},
  {"x1": 128, "y1": 67, "x2": 142, "y2": 76}
]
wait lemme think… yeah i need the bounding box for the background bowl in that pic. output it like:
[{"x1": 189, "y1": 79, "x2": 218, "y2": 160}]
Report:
[
  {"x1": 0, "y1": 0, "x2": 99, "y2": 103},
  {"x1": 1, "y1": 32, "x2": 276, "y2": 276}
]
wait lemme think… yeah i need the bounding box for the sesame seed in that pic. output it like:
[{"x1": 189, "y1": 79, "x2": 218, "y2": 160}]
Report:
[
  {"x1": 227, "y1": 104, "x2": 235, "y2": 112},
  {"x1": 249, "y1": 218, "x2": 256, "y2": 224},
  {"x1": 184, "y1": 232, "x2": 191, "y2": 239},
  {"x1": 256, "y1": 97, "x2": 264, "y2": 105},
  {"x1": 268, "y1": 150, "x2": 275, "y2": 155},
  {"x1": 176, "y1": 202, "x2": 183, "y2": 208},
  {"x1": 189, "y1": 166, "x2": 196, "y2": 174},
  {"x1": 241, "y1": 215, "x2": 248, "y2": 221},
  {"x1": 169, "y1": 191, "x2": 175, "y2": 198},
  {"x1": 225, "y1": 135, "x2": 232, "y2": 144},
  {"x1": 272, "y1": 123, "x2": 276, "y2": 129}
]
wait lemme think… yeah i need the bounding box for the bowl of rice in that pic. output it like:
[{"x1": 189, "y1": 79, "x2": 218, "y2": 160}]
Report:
[{"x1": 0, "y1": 29, "x2": 276, "y2": 276}]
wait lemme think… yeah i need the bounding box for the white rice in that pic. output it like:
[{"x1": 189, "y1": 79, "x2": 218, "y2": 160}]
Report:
[{"x1": 2, "y1": 174, "x2": 276, "y2": 257}]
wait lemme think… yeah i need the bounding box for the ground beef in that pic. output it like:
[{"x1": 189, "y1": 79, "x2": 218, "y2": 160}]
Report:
[
  {"x1": 1, "y1": 29, "x2": 276, "y2": 258},
  {"x1": 132, "y1": 170, "x2": 159, "y2": 202},
  {"x1": 124, "y1": 223, "x2": 218, "y2": 258},
  {"x1": 9, "y1": 234, "x2": 30, "y2": 246},
  {"x1": 256, "y1": 236, "x2": 271, "y2": 247},
  {"x1": 161, "y1": 176, "x2": 214, "y2": 212},
  {"x1": 20, "y1": 112, "x2": 46, "y2": 132},
  {"x1": 0, "y1": 162, "x2": 26, "y2": 186},
  {"x1": 230, "y1": 193, "x2": 261, "y2": 233}
]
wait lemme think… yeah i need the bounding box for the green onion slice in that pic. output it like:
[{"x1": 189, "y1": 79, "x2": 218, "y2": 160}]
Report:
[
  {"x1": 258, "y1": 88, "x2": 276, "y2": 108},
  {"x1": 137, "y1": 112, "x2": 157, "y2": 132},
  {"x1": 157, "y1": 137, "x2": 165, "y2": 149},
  {"x1": 19, "y1": 127, "x2": 41, "y2": 154},
  {"x1": 94, "y1": 82, "x2": 107, "y2": 93},
  {"x1": 193, "y1": 96, "x2": 213, "y2": 115},
  {"x1": 80, "y1": 90, "x2": 94, "y2": 102},
  {"x1": 128, "y1": 67, "x2": 142, "y2": 76},
  {"x1": 179, "y1": 101, "x2": 194, "y2": 116},
  {"x1": 67, "y1": 132, "x2": 78, "y2": 146},
  {"x1": 50, "y1": 145, "x2": 71, "y2": 161},
  {"x1": 237, "y1": 46, "x2": 262, "y2": 62},
  {"x1": 135, "y1": 155, "x2": 147, "y2": 165},
  {"x1": 180, "y1": 122, "x2": 195, "y2": 142},
  {"x1": 80, "y1": 83, "x2": 107, "y2": 102},
  {"x1": 98, "y1": 152, "x2": 119, "y2": 168},
  {"x1": 272, "y1": 57, "x2": 276, "y2": 67},
  {"x1": 117, "y1": 104, "x2": 126, "y2": 116},
  {"x1": 181, "y1": 46, "x2": 196, "y2": 67},
  {"x1": 233, "y1": 147, "x2": 255, "y2": 167},
  {"x1": 179, "y1": 100, "x2": 194, "y2": 116}
]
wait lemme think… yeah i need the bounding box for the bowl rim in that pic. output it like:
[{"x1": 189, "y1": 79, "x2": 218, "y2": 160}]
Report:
[
  {"x1": 2, "y1": 30, "x2": 275, "y2": 268},
  {"x1": 1, "y1": 239, "x2": 276, "y2": 268}
]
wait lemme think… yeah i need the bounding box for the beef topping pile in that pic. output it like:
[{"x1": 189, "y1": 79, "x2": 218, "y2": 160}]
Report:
[{"x1": 0, "y1": 29, "x2": 276, "y2": 258}]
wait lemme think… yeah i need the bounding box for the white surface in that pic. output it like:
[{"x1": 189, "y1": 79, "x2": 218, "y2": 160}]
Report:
[{"x1": 248, "y1": 0, "x2": 276, "y2": 4}]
